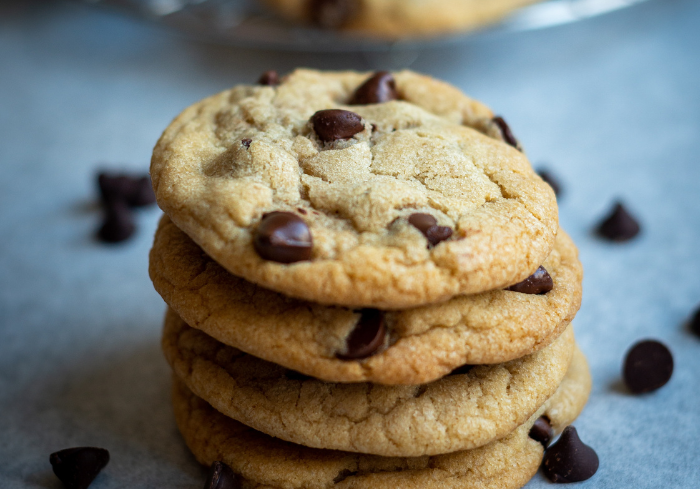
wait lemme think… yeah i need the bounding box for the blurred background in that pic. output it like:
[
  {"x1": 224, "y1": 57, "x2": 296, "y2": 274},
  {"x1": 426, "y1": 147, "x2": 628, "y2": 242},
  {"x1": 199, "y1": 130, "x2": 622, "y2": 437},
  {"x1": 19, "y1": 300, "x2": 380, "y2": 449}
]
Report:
[{"x1": 1, "y1": 0, "x2": 699, "y2": 487}]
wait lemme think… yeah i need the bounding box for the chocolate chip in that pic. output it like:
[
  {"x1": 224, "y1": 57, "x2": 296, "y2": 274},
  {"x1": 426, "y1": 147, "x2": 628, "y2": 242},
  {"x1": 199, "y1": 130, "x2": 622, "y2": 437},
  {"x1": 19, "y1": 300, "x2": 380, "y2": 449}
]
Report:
[
  {"x1": 542, "y1": 426, "x2": 599, "y2": 483},
  {"x1": 241, "y1": 138, "x2": 252, "y2": 149},
  {"x1": 49, "y1": 447, "x2": 110, "y2": 489},
  {"x1": 507, "y1": 266, "x2": 553, "y2": 295},
  {"x1": 690, "y1": 306, "x2": 700, "y2": 338},
  {"x1": 447, "y1": 364, "x2": 474, "y2": 376},
  {"x1": 204, "y1": 461, "x2": 241, "y2": 489},
  {"x1": 96, "y1": 200, "x2": 135, "y2": 243},
  {"x1": 97, "y1": 172, "x2": 155, "y2": 207},
  {"x1": 349, "y1": 71, "x2": 398, "y2": 105},
  {"x1": 537, "y1": 168, "x2": 562, "y2": 197},
  {"x1": 311, "y1": 109, "x2": 364, "y2": 142},
  {"x1": 623, "y1": 340, "x2": 673, "y2": 394},
  {"x1": 337, "y1": 309, "x2": 386, "y2": 360},
  {"x1": 492, "y1": 116, "x2": 520, "y2": 150},
  {"x1": 309, "y1": 0, "x2": 358, "y2": 28},
  {"x1": 529, "y1": 416, "x2": 554, "y2": 448},
  {"x1": 258, "y1": 70, "x2": 279, "y2": 86},
  {"x1": 596, "y1": 201, "x2": 641, "y2": 242},
  {"x1": 408, "y1": 213, "x2": 453, "y2": 247},
  {"x1": 253, "y1": 212, "x2": 312, "y2": 263}
]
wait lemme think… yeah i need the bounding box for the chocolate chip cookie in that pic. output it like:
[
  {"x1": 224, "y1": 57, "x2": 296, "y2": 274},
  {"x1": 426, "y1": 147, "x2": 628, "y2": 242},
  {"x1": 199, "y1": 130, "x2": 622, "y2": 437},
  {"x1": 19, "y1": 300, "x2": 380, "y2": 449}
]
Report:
[
  {"x1": 150, "y1": 215, "x2": 581, "y2": 384},
  {"x1": 151, "y1": 69, "x2": 558, "y2": 309}
]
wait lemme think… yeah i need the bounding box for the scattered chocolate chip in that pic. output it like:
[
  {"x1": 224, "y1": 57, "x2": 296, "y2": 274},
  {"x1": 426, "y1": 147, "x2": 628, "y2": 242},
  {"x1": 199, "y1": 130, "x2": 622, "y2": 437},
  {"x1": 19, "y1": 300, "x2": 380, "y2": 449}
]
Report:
[
  {"x1": 311, "y1": 109, "x2": 364, "y2": 142},
  {"x1": 204, "y1": 461, "x2": 240, "y2": 489},
  {"x1": 447, "y1": 364, "x2": 474, "y2": 376},
  {"x1": 285, "y1": 369, "x2": 312, "y2": 381},
  {"x1": 97, "y1": 172, "x2": 155, "y2": 207},
  {"x1": 529, "y1": 416, "x2": 554, "y2": 448},
  {"x1": 254, "y1": 212, "x2": 312, "y2": 263},
  {"x1": 97, "y1": 200, "x2": 135, "y2": 243},
  {"x1": 49, "y1": 447, "x2": 110, "y2": 489},
  {"x1": 337, "y1": 309, "x2": 386, "y2": 360},
  {"x1": 537, "y1": 168, "x2": 562, "y2": 197},
  {"x1": 297, "y1": 208, "x2": 307, "y2": 215},
  {"x1": 690, "y1": 306, "x2": 700, "y2": 338},
  {"x1": 623, "y1": 340, "x2": 673, "y2": 394},
  {"x1": 492, "y1": 116, "x2": 520, "y2": 150},
  {"x1": 596, "y1": 201, "x2": 641, "y2": 242},
  {"x1": 371, "y1": 123, "x2": 378, "y2": 132},
  {"x1": 408, "y1": 213, "x2": 453, "y2": 247},
  {"x1": 309, "y1": 0, "x2": 358, "y2": 28},
  {"x1": 349, "y1": 71, "x2": 398, "y2": 105},
  {"x1": 542, "y1": 426, "x2": 599, "y2": 483},
  {"x1": 507, "y1": 266, "x2": 553, "y2": 295},
  {"x1": 258, "y1": 70, "x2": 279, "y2": 86},
  {"x1": 241, "y1": 138, "x2": 252, "y2": 149}
]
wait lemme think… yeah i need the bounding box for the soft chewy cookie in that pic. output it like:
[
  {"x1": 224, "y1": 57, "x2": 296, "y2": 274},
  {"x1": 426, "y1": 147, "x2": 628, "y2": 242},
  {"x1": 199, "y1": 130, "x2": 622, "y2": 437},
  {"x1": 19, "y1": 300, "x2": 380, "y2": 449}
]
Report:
[
  {"x1": 151, "y1": 215, "x2": 582, "y2": 384},
  {"x1": 171, "y1": 349, "x2": 590, "y2": 489},
  {"x1": 163, "y1": 309, "x2": 575, "y2": 457},
  {"x1": 260, "y1": 0, "x2": 544, "y2": 40},
  {"x1": 151, "y1": 69, "x2": 558, "y2": 309}
]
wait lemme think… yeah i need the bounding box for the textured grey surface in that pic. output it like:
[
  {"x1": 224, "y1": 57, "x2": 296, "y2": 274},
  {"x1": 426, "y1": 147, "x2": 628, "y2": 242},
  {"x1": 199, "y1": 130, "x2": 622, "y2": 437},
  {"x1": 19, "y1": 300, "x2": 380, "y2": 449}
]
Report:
[{"x1": 0, "y1": 0, "x2": 699, "y2": 487}]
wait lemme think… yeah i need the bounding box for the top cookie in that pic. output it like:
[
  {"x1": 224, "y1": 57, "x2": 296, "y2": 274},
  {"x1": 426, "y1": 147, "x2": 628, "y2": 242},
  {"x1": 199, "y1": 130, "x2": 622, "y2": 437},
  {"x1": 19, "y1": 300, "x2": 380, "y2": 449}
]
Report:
[
  {"x1": 151, "y1": 69, "x2": 558, "y2": 308},
  {"x1": 260, "y1": 0, "x2": 544, "y2": 40}
]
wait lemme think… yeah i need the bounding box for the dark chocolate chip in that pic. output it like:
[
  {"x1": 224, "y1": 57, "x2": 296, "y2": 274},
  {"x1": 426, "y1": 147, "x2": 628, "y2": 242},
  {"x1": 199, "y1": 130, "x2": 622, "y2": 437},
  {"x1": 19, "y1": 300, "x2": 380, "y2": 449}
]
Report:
[
  {"x1": 542, "y1": 426, "x2": 599, "y2": 483},
  {"x1": 690, "y1": 306, "x2": 700, "y2": 338},
  {"x1": 241, "y1": 138, "x2": 252, "y2": 149},
  {"x1": 258, "y1": 70, "x2": 279, "y2": 86},
  {"x1": 97, "y1": 200, "x2": 135, "y2": 243},
  {"x1": 297, "y1": 208, "x2": 307, "y2": 215},
  {"x1": 349, "y1": 71, "x2": 398, "y2": 105},
  {"x1": 253, "y1": 212, "x2": 312, "y2": 263},
  {"x1": 623, "y1": 339, "x2": 673, "y2": 394},
  {"x1": 596, "y1": 201, "x2": 641, "y2": 242},
  {"x1": 311, "y1": 109, "x2": 364, "y2": 142},
  {"x1": 492, "y1": 116, "x2": 520, "y2": 150},
  {"x1": 537, "y1": 169, "x2": 562, "y2": 197},
  {"x1": 447, "y1": 364, "x2": 474, "y2": 376},
  {"x1": 529, "y1": 416, "x2": 554, "y2": 448},
  {"x1": 408, "y1": 213, "x2": 453, "y2": 247},
  {"x1": 337, "y1": 309, "x2": 386, "y2": 360},
  {"x1": 507, "y1": 266, "x2": 553, "y2": 295},
  {"x1": 309, "y1": 0, "x2": 358, "y2": 28},
  {"x1": 97, "y1": 172, "x2": 155, "y2": 207},
  {"x1": 50, "y1": 447, "x2": 110, "y2": 489},
  {"x1": 204, "y1": 461, "x2": 241, "y2": 489}
]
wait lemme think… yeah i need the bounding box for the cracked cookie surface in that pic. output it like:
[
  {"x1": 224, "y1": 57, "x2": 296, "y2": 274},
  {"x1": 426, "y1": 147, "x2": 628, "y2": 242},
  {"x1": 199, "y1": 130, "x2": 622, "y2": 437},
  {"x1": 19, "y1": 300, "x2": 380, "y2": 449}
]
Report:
[
  {"x1": 151, "y1": 215, "x2": 581, "y2": 384},
  {"x1": 171, "y1": 348, "x2": 589, "y2": 489},
  {"x1": 163, "y1": 309, "x2": 575, "y2": 457},
  {"x1": 260, "y1": 0, "x2": 544, "y2": 40},
  {"x1": 151, "y1": 69, "x2": 558, "y2": 309}
]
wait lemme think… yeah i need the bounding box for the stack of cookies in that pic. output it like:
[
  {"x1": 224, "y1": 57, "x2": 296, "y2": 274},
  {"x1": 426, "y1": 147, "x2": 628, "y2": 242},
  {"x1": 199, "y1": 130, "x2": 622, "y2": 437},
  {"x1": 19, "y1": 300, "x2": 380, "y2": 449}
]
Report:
[{"x1": 149, "y1": 69, "x2": 591, "y2": 489}]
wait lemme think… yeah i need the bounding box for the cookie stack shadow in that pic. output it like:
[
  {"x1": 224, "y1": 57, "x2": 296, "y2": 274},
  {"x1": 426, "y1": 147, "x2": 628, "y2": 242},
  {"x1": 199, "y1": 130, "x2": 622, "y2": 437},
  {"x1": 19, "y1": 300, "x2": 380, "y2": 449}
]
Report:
[{"x1": 148, "y1": 69, "x2": 591, "y2": 489}]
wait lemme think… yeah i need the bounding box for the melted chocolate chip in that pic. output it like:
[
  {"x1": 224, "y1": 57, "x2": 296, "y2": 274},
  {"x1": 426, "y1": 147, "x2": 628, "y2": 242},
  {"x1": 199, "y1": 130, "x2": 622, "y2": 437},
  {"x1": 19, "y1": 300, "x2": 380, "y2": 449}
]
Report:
[
  {"x1": 596, "y1": 201, "x2": 641, "y2": 242},
  {"x1": 349, "y1": 71, "x2": 398, "y2": 105},
  {"x1": 447, "y1": 364, "x2": 474, "y2": 376},
  {"x1": 97, "y1": 172, "x2": 155, "y2": 207},
  {"x1": 254, "y1": 212, "x2": 312, "y2": 263},
  {"x1": 537, "y1": 168, "x2": 562, "y2": 197},
  {"x1": 50, "y1": 447, "x2": 110, "y2": 489},
  {"x1": 309, "y1": 0, "x2": 358, "y2": 28},
  {"x1": 258, "y1": 70, "x2": 279, "y2": 86},
  {"x1": 204, "y1": 461, "x2": 241, "y2": 489},
  {"x1": 507, "y1": 266, "x2": 553, "y2": 295},
  {"x1": 408, "y1": 213, "x2": 453, "y2": 247},
  {"x1": 623, "y1": 340, "x2": 673, "y2": 394},
  {"x1": 529, "y1": 416, "x2": 554, "y2": 448},
  {"x1": 241, "y1": 138, "x2": 252, "y2": 149},
  {"x1": 492, "y1": 116, "x2": 520, "y2": 150},
  {"x1": 690, "y1": 306, "x2": 700, "y2": 338},
  {"x1": 337, "y1": 309, "x2": 386, "y2": 360},
  {"x1": 97, "y1": 200, "x2": 135, "y2": 243},
  {"x1": 542, "y1": 426, "x2": 599, "y2": 483},
  {"x1": 311, "y1": 109, "x2": 364, "y2": 142}
]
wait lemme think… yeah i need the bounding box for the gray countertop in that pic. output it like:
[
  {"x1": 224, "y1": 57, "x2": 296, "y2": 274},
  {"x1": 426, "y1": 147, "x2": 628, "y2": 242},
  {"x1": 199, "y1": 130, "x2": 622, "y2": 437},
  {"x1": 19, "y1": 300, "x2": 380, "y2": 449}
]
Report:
[{"x1": 1, "y1": 0, "x2": 699, "y2": 487}]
